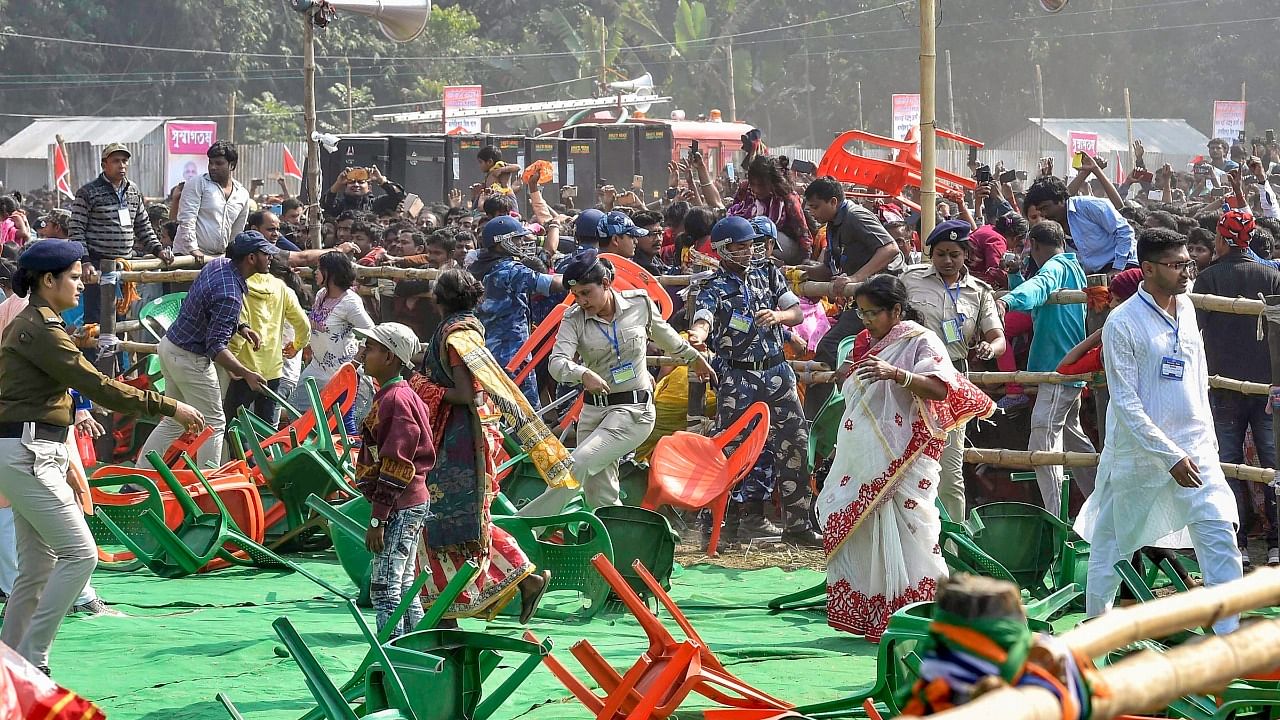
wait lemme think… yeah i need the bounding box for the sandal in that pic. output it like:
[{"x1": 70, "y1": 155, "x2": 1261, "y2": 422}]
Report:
[{"x1": 519, "y1": 570, "x2": 551, "y2": 624}]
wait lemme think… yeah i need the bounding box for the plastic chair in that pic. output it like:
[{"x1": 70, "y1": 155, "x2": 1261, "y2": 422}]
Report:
[
  {"x1": 792, "y1": 601, "x2": 934, "y2": 718},
  {"x1": 593, "y1": 505, "x2": 678, "y2": 598},
  {"x1": 291, "y1": 563, "x2": 489, "y2": 720},
  {"x1": 506, "y1": 254, "x2": 673, "y2": 387},
  {"x1": 969, "y1": 502, "x2": 1077, "y2": 600},
  {"x1": 807, "y1": 336, "x2": 857, "y2": 472},
  {"x1": 491, "y1": 511, "x2": 614, "y2": 622},
  {"x1": 84, "y1": 474, "x2": 166, "y2": 571},
  {"x1": 529, "y1": 554, "x2": 793, "y2": 720},
  {"x1": 218, "y1": 603, "x2": 414, "y2": 720},
  {"x1": 643, "y1": 402, "x2": 771, "y2": 556},
  {"x1": 94, "y1": 450, "x2": 345, "y2": 596},
  {"x1": 306, "y1": 494, "x2": 374, "y2": 606},
  {"x1": 137, "y1": 291, "x2": 187, "y2": 343}
]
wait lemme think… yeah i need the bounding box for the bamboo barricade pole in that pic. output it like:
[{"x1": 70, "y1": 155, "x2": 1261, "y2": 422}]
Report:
[
  {"x1": 1085, "y1": 274, "x2": 1111, "y2": 446},
  {"x1": 1267, "y1": 294, "x2": 1280, "y2": 499},
  {"x1": 904, "y1": 568, "x2": 1280, "y2": 720},
  {"x1": 963, "y1": 447, "x2": 1275, "y2": 484},
  {"x1": 93, "y1": 258, "x2": 118, "y2": 460},
  {"x1": 112, "y1": 262, "x2": 1265, "y2": 315}
]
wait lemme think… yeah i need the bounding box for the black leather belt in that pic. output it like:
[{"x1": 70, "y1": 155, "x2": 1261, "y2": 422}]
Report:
[
  {"x1": 583, "y1": 390, "x2": 651, "y2": 407},
  {"x1": 0, "y1": 422, "x2": 68, "y2": 442},
  {"x1": 727, "y1": 354, "x2": 786, "y2": 372}
]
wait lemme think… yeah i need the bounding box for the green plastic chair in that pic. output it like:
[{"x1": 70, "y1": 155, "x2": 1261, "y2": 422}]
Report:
[
  {"x1": 793, "y1": 601, "x2": 933, "y2": 718},
  {"x1": 94, "y1": 450, "x2": 345, "y2": 597},
  {"x1": 84, "y1": 474, "x2": 166, "y2": 572},
  {"x1": 137, "y1": 291, "x2": 187, "y2": 343},
  {"x1": 366, "y1": 627, "x2": 551, "y2": 720},
  {"x1": 289, "y1": 563, "x2": 483, "y2": 720},
  {"x1": 495, "y1": 435, "x2": 547, "y2": 512},
  {"x1": 219, "y1": 603, "x2": 414, "y2": 720},
  {"x1": 491, "y1": 511, "x2": 613, "y2": 622},
  {"x1": 807, "y1": 335, "x2": 857, "y2": 472},
  {"x1": 307, "y1": 494, "x2": 374, "y2": 606},
  {"x1": 593, "y1": 505, "x2": 678, "y2": 597},
  {"x1": 969, "y1": 502, "x2": 1076, "y2": 599}
]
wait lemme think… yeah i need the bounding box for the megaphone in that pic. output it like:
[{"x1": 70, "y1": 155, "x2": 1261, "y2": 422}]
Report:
[
  {"x1": 289, "y1": 0, "x2": 431, "y2": 43},
  {"x1": 607, "y1": 73, "x2": 657, "y2": 114},
  {"x1": 311, "y1": 131, "x2": 341, "y2": 153},
  {"x1": 1038, "y1": 0, "x2": 1068, "y2": 12},
  {"x1": 607, "y1": 72, "x2": 653, "y2": 93}
]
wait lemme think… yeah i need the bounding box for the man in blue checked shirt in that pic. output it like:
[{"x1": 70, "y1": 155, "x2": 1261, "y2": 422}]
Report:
[
  {"x1": 1022, "y1": 175, "x2": 1137, "y2": 275},
  {"x1": 135, "y1": 231, "x2": 275, "y2": 469}
]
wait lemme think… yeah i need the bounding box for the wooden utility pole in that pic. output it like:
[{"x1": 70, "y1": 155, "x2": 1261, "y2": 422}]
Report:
[
  {"x1": 1035, "y1": 64, "x2": 1045, "y2": 162},
  {"x1": 302, "y1": 13, "x2": 321, "y2": 249},
  {"x1": 346, "y1": 59, "x2": 354, "y2": 132},
  {"x1": 1124, "y1": 87, "x2": 1133, "y2": 164},
  {"x1": 919, "y1": 0, "x2": 938, "y2": 239},
  {"x1": 725, "y1": 41, "x2": 737, "y2": 123},
  {"x1": 227, "y1": 92, "x2": 236, "y2": 143},
  {"x1": 599, "y1": 23, "x2": 607, "y2": 88},
  {"x1": 803, "y1": 50, "x2": 816, "y2": 147}
]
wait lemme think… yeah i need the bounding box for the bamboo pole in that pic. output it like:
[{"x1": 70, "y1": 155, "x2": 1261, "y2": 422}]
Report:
[
  {"x1": 918, "y1": 0, "x2": 937, "y2": 240},
  {"x1": 905, "y1": 569, "x2": 1280, "y2": 720},
  {"x1": 1064, "y1": 566, "x2": 1280, "y2": 658},
  {"x1": 963, "y1": 447, "x2": 1275, "y2": 484},
  {"x1": 919, "y1": 620, "x2": 1280, "y2": 720}
]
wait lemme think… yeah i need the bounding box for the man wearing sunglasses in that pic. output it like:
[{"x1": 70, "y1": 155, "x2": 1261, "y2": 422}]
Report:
[{"x1": 321, "y1": 166, "x2": 405, "y2": 221}]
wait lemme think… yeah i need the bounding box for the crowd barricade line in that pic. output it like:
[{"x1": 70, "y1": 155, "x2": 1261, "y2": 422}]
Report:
[{"x1": 962, "y1": 447, "x2": 1275, "y2": 484}]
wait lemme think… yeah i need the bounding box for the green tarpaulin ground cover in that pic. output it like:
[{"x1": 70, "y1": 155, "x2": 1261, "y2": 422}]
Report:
[{"x1": 46, "y1": 559, "x2": 884, "y2": 719}]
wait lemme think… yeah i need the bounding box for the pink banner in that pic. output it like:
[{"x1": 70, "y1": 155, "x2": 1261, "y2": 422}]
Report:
[
  {"x1": 1067, "y1": 131, "x2": 1099, "y2": 157},
  {"x1": 165, "y1": 121, "x2": 217, "y2": 155}
]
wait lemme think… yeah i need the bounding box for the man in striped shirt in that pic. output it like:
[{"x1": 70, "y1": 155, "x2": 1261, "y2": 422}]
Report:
[{"x1": 67, "y1": 143, "x2": 174, "y2": 330}]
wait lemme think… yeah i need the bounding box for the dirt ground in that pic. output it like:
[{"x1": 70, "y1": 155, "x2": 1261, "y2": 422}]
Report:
[{"x1": 675, "y1": 536, "x2": 826, "y2": 571}]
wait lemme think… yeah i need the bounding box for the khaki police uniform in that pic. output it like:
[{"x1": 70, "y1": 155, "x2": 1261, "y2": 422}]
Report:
[
  {"x1": 521, "y1": 289, "x2": 699, "y2": 514},
  {"x1": 901, "y1": 265, "x2": 1001, "y2": 523},
  {"x1": 0, "y1": 295, "x2": 176, "y2": 667}
]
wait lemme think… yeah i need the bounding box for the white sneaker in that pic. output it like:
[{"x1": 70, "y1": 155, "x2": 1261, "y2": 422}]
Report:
[
  {"x1": 67, "y1": 599, "x2": 125, "y2": 617},
  {"x1": 1268, "y1": 548, "x2": 1279, "y2": 566}
]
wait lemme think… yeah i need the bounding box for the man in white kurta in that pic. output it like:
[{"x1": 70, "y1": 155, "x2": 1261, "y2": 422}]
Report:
[{"x1": 1076, "y1": 230, "x2": 1241, "y2": 633}]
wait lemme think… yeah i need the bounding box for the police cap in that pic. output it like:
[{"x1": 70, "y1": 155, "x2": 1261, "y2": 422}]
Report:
[{"x1": 17, "y1": 239, "x2": 86, "y2": 273}]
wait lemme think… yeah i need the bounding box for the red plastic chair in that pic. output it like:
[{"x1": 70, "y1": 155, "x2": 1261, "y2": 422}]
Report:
[
  {"x1": 506, "y1": 254, "x2": 674, "y2": 387},
  {"x1": 643, "y1": 402, "x2": 771, "y2": 556},
  {"x1": 816, "y1": 128, "x2": 982, "y2": 200},
  {"x1": 527, "y1": 555, "x2": 792, "y2": 720}
]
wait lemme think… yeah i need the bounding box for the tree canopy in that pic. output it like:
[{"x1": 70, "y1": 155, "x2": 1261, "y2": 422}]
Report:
[{"x1": 0, "y1": 0, "x2": 1274, "y2": 147}]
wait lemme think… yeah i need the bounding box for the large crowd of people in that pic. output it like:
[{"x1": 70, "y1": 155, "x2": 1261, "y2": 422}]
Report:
[{"x1": 0, "y1": 127, "x2": 1279, "y2": 671}]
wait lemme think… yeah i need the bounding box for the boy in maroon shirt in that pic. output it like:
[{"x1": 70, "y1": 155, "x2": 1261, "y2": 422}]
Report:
[{"x1": 353, "y1": 322, "x2": 435, "y2": 638}]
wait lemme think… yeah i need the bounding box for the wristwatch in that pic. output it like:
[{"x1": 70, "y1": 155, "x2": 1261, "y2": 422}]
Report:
[{"x1": 369, "y1": 517, "x2": 381, "y2": 529}]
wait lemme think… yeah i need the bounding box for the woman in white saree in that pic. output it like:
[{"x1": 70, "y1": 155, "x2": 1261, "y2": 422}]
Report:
[{"x1": 817, "y1": 276, "x2": 995, "y2": 641}]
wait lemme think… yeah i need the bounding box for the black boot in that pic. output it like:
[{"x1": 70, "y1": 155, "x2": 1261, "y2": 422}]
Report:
[
  {"x1": 737, "y1": 500, "x2": 783, "y2": 542},
  {"x1": 779, "y1": 480, "x2": 823, "y2": 548},
  {"x1": 782, "y1": 525, "x2": 823, "y2": 548}
]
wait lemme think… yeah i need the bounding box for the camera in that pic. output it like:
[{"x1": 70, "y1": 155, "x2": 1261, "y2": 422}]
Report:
[
  {"x1": 999, "y1": 169, "x2": 1018, "y2": 184},
  {"x1": 1193, "y1": 164, "x2": 1213, "y2": 177},
  {"x1": 974, "y1": 165, "x2": 992, "y2": 183}
]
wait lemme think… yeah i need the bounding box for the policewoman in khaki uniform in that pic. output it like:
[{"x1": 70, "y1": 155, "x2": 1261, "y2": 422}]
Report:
[
  {"x1": 0, "y1": 239, "x2": 204, "y2": 674},
  {"x1": 526, "y1": 249, "x2": 715, "y2": 514},
  {"x1": 900, "y1": 219, "x2": 1006, "y2": 523}
]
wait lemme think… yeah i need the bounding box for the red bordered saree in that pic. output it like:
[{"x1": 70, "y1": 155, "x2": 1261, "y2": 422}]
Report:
[{"x1": 816, "y1": 321, "x2": 994, "y2": 641}]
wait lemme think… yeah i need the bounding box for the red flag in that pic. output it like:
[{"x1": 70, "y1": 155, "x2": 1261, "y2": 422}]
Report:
[
  {"x1": 283, "y1": 146, "x2": 303, "y2": 181},
  {"x1": 53, "y1": 142, "x2": 73, "y2": 200}
]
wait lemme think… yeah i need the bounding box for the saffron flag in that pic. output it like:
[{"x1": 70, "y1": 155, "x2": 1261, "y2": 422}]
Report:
[
  {"x1": 283, "y1": 146, "x2": 303, "y2": 181},
  {"x1": 53, "y1": 142, "x2": 73, "y2": 200}
]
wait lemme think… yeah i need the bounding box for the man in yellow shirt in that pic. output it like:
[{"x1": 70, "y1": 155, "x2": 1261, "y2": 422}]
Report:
[{"x1": 226, "y1": 260, "x2": 310, "y2": 426}]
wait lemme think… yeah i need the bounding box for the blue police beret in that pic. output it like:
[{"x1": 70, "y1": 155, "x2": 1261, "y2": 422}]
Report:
[
  {"x1": 17, "y1": 239, "x2": 86, "y2": 272},
  {"x1": 924, "y1": 219, "x2": 973, "y2": 247},
  {"x1": 561, "y1": 248, "x2": 609, "y2": 288}
]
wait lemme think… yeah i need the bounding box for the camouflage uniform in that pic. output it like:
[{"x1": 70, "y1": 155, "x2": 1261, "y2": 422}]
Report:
[{"x1": 474, "y1": 257, "x2": 553, "y2": 408}]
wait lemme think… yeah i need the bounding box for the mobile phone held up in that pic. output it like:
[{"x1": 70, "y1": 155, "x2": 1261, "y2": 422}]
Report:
[
  {"x1": 999, "y1": 169, "x2": 1018, "y2": 184},
  {"x1": 1071, "y1": 152, "x2": 1086, "y2": 171}
]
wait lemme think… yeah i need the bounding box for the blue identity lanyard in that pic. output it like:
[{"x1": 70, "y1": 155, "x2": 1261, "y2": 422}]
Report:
[
  {"x1": 943, "y1": 278, "x2": 962, "y2": 312},
  {"x1": 1138, "y1": 293, "x2": 1179, "y2": 354},
  {"x1": 597, "y1": 319, "x2": 622, "y2": 362}
]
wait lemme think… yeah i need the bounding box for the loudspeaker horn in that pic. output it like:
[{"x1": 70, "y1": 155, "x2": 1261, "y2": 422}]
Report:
[
  {"x1": 1038, "y1": 0, "x2": 1068, "y2": 12},
  {"x1": 291, "y1": 0, "x2": 431, "y2": 42},
  {"x1": 608, "y1": 72, "x2": 657, "y2": 114}
]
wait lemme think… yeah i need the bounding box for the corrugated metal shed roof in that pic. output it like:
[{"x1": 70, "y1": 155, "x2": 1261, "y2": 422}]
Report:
[
  {"x1": 1025, "y1": 118, "x2": 1212, "y2": 155},
  {"x1": 0, "y1": 117, "x2": 167, "y2": 160}
]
